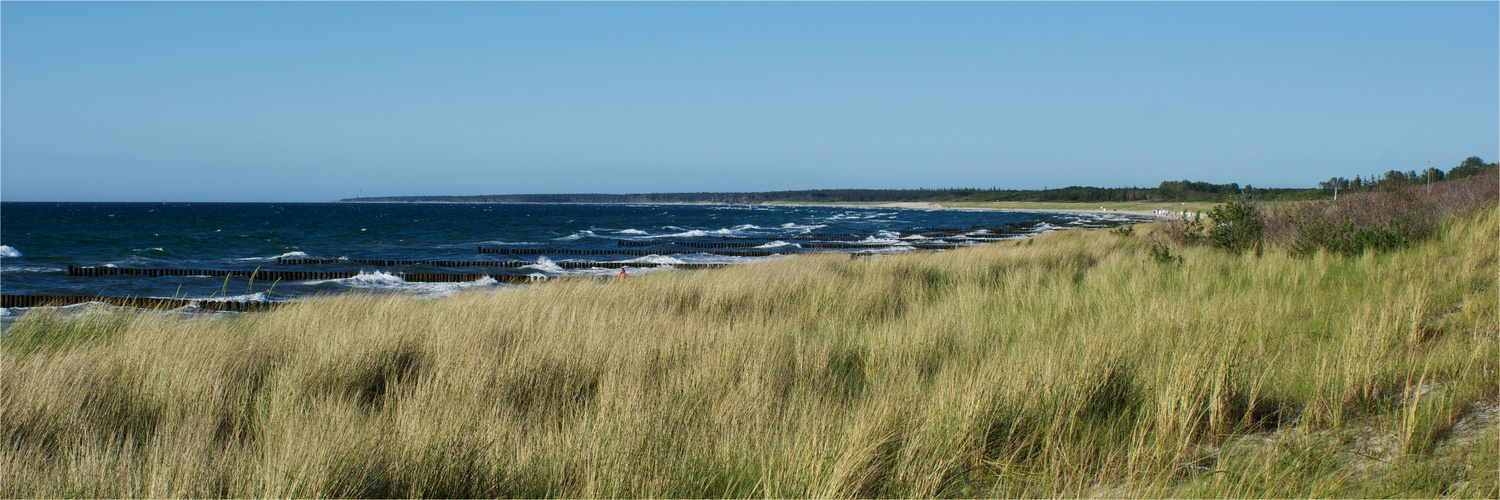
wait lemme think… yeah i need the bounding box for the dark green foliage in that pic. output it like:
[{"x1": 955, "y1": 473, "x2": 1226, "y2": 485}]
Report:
[
  {"x1": 1149, "y1": 242, "x2": 1182, "y2": 264},
  {"x1": 1447, "y1": 156, "x2": 1498, "y2": 180},
  {"x1": 1320, "y1": 156, "x2": 1496, "y2": 196},
  {"x1": 1109, "y1": 225, "x2": 1134, "y2": 237},
  {"x1": 1206, "y1": 198, "x2": 1265, "y2": 254},
  {"x1": 1288, "y1": 224, "x2": 1410, "y2": 257}
]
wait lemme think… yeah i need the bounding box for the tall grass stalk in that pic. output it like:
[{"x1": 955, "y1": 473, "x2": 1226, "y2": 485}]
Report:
[{"x1": 2, "y1": 208, "x2": 1496, "y2": 497}]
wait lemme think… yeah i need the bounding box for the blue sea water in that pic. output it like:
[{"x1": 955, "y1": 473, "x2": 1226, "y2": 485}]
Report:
[{"x1": 0, "y1": 202, "x2": 1143, "y2": 309}]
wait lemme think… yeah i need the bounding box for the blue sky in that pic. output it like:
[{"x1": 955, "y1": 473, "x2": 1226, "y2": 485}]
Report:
[{"x1": 3, "y1": 2, "x2": 1496, "y2": 202}]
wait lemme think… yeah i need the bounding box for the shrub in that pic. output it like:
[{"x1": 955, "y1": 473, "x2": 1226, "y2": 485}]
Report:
[
  {"x1": 1148, "y1": 242, "x2": 1181, "y2": 264},
  {"x1": 1161, "y1": 213, "x2": 1206, "y2": 245},
  {"x1": 1262, "y1": 171, "x2": 1497, "y2": 256},
  {"x1": 1206, "y1": 197, "x2": 1265, "y2": 254}
]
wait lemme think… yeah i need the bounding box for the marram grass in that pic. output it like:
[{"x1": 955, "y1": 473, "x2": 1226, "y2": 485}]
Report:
[{"x1": 3, "y1": 209, "x2": 1496, "y2": 498}]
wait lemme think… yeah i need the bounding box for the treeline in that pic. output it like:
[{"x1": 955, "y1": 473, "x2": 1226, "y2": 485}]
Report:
[
  {"x1": 343, "y1": 157, "x2": 1495, "y2": 205},
  {"x1": 1318, "y1": 156, "x2": 1497, "y2": 196},
  {"x1": 344, "y1": 184, "x2": 1309, "y2": 205}
]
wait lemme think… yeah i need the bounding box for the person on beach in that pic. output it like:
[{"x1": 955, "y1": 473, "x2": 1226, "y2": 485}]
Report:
[{"x1": 619, "y1": 268, "x2": 627, "y2": 280}]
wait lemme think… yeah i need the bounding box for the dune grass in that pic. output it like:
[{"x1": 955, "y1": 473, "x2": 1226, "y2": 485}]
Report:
[{"x1": 2, "y1": 207, "x2": 1496, "y2": 498}]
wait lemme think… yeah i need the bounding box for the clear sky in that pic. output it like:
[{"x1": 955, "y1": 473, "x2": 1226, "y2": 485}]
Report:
[{"x1": 3, "y1": 2, "x2": 1496, "y2": 202}]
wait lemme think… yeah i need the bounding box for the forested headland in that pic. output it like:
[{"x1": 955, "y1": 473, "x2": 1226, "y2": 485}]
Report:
[{"x1": 339, "y1": 157, "x2": 1496, "y2": 205}]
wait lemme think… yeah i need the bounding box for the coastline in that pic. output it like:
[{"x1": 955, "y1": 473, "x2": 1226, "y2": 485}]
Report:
[
  {"x1": 768, "y1": 200, "x2": 1165, "y2": 218},
  {"x1": 340, "y1": 198, "x2": 1171, "y2": 218}
]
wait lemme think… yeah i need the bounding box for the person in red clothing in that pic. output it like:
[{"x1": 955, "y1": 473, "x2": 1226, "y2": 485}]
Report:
[{"x1": 619, "y1": 268, "x2": 627, "y2": 280}]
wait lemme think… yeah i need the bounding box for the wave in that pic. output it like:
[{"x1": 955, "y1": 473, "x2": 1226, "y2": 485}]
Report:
[
  {"x1": 620, "y1": 254, "x2": 683, "y2": 265},
  {"x1": 778, "y1": 223, "x2": 827, "y2": 233},
  {"x1": 132, "y1": 247, "x2": 169, "y2": 254},
  {"x1": 731, "y1": 224, "x2": 760, "y2": 231},
  {"x1": 1, "y1": 264, "x2": 66, "y2": 273},
  {"x1": 754, "y1": 241, "x2": 799, "y2": 249},
  {"x1": 233, "y1": 251, "x2": 314, "y2": 262},
  {"x1": 646, "y1": 228, "x2": 740, "y2": 239},
  {"x1": 200, "y1": 292, "x2": 269, "y2": 303},
  {"x1": 307, "y1": 271, "x2": 503, "y2": 299},
  {"x1": 524, "y1": 256, "x2": 566, "y2": 273},
  {"x1": 850, "y1": 246, "x2": 917, "y2": 254},
  {"x1": 617, "y1": 229, "x2": 648, "y2": 235},
  {"x1": 467, "y1": 240, "x2": 541, "y2": 247},
  {"x1": 0, "y1": 245, "x2": 20, "y2": 258},
  {"x1": 556, "y1": 230, "x2": 599, "y2": 241}
]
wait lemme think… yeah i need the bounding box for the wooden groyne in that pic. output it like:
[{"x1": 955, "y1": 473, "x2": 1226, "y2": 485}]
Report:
[
  {"x1": 278, "y1": 257, "x2": 533, "y2": 267},
  {"x1": 68, "y1": 264, "x2": 727, "y2": 282},
  {"x1": 273, "y1": 259, "x2": 727, "y2": 270},
  {"x1": 479, "y1": 247, "x2": 788, "y2": 257},
  {"x1": 274, "y1": 257, "x2": 730, "y2": 269},
  {"x1": 67, "y1": 266, "x2": 539, "y2": 283},
  {"x1": 2, "y1": 294, "x2": 282, "y2": 312}
]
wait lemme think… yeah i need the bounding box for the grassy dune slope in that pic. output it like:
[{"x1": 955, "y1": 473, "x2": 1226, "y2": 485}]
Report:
[{"x1": 3, "y1": 209, "x2": 1496, "y2": 498}]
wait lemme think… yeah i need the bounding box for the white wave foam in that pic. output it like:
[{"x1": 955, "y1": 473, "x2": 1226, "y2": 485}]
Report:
[
  {"x1": 627, "y1": 255, "x2": 687, "y2": 265},
  {"x1": 557, "y1": 230, "x2": 597, "y2": 241},
  {"x1": 1, "y1": 265, "x2": 65, "y2": 273},
  {"x1": 103, "y1": 263, "x2": 118, "y2": 268},
  {"x1": 0, "y1": 308, "x2": 10, "y2": 316},
  {"x1": 852, "y1": 246, "x2": 916, "y2": 254},
  {"x1": 233, "y1": 251, "x2": 312, "y2": 262},
  {"x1": 647, "y1": 228, "x2": 738, "y2": 239},
  {"x1": 469, "y1": 240, "x2": 540, "y2": 247},
  {"x1": 617, "y1": 229, "x2": 648, "y2": 235},
  {"x1": 133, "y1": 247, "x2": 167, "y2": 253},
  {"x1": 204, "y1": 292, "x2": 269, "y2": 303},
  {"x1": 754, "y1": 241, "x2": 799, "y2": 249},
  {"x1": 779, "y1": 223, "x2": 827, "y2": 233},
  {"x1": 524, "y1": 256, "x2": 565, "y2": 273},
  {"x1": 651, "y1": 229, "x2": 708, "y2": 238},
  {"x1": 306, "y1": 271, "x2": 502, "y2": 299},
  {"x1": 732, "y1": 224, "x2": 760, "y2": 231},
  {"x1": 0, "y1": 245, "x2": 20, "y2": 258},
  {"x1": 349, "y1": 270, "x2": 406, "y2": 286}
]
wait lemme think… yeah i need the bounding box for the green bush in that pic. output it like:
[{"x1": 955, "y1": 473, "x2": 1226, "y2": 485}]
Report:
[{"x1": 1206, "y1": 197, "x2": 1264, "y2": 254}]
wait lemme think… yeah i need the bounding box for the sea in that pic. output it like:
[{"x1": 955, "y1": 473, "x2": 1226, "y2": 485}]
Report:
[{"x1": 0, "y1": 202, "x2": 1144, "y2": 318}]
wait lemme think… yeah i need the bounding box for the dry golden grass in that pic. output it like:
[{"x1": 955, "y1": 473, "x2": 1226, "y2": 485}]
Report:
[{"x1": 2, "y1": 207, "x2": 1496, "y2": 498}]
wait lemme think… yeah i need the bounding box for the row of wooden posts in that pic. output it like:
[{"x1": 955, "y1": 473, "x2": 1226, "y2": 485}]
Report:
[
  {"x1": 274, "y1": 257, "x2": 728, "y2": 269},
  {"x1": 68, "y1": 263, "x2": 728, "y2": 282},
  {"x1": 2, "y1": 294, "x2": 281, "y2": 312},
  {"x1": 478, "y1": 244, "x2": 965, "y2": 256},
  {"x1": 23, "y1": 227, "x2": 1018, "y2": 313}
]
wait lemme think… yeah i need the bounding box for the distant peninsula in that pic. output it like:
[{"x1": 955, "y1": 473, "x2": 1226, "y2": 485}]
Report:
[
  {"x1": 337, "y1": 182, "x2": 1316, "y2": 205},
  {"x1": 341, "y1": 160, "x2": 1499, "y2": 205}
]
